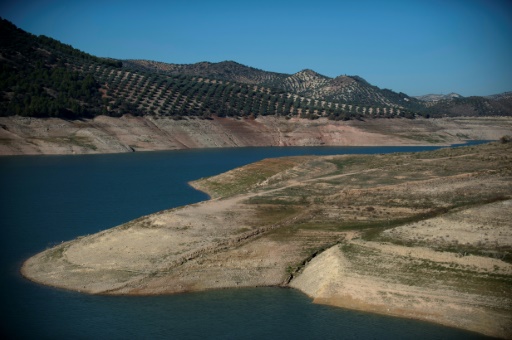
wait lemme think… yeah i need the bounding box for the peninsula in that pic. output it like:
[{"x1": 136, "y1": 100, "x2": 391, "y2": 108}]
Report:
[{"x1": 22, "y1": 140, "x2": 512, "y2": 338}]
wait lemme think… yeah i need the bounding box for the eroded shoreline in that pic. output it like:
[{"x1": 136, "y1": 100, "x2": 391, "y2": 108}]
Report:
[{"x1": 3, "y1": 116, "x2": 512, "y2": 155}]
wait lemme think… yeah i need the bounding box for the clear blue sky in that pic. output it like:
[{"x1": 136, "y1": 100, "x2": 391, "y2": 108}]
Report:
[{"x1": 1, "y1": 0, "x2": 511, "y2": 96}]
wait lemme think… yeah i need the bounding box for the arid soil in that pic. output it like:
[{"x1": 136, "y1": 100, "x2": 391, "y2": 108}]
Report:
[
  {"x1": 22, "y1": 141, "x2": 512, "y2": 338},
  {"x1": 1, "y1": 115, "x2": 511, "y2": 155}
]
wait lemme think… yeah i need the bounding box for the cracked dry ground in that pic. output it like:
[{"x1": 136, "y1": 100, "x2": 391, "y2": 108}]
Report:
[{"x1": 23, "y1": 141, "x2": 512, "y2": 338}]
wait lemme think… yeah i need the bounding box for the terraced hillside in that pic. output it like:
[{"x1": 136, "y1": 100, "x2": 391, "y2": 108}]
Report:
[
  {"x1": 1, "y1": 18, "x2": 511, "y2": 123},
  {"x1": 124, "y1": 59, "x2": 512, "y2": 117},
  {"x1": 0, "y1": 18, "x2": 412, "y2": 120},
  {"x1": 125, "y1": 59, "x2": 420, "y2": 110}
]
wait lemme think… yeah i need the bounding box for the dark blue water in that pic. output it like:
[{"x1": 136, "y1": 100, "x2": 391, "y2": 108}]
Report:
[{"x1": 0, "y1": 145, "x2": 490, "y2": 339}]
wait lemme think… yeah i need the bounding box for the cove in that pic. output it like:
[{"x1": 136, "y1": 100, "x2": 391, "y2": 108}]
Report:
[{"x1": 0, "y1": 144, "x2": 490, "y2": 339}]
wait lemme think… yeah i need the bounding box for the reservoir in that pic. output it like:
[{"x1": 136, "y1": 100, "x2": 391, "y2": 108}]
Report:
[{"x1": 0, "y1": 145, "x2": 490, "y2": 339}]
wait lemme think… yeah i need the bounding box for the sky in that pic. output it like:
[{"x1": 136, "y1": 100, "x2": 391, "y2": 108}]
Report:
[{"x1": 1, "y1": 0, "x2": 511, "y2": 96}]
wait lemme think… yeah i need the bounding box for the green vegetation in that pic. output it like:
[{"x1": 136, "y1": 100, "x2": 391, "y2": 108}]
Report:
[{"x1": 1, "y1": 64, "x2": 102, "y2": 118}]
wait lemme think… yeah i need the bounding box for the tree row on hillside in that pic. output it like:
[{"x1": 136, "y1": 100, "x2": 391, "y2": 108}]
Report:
[
  {"x1": 0, "y1": 16, "x2": 414, "y2": 121},
  {"x1": 94, "y1": 68, "x2": 389, "y2": 120},
  {"x1": 2, "y1": 17, "x2": 510, "y2": 120}
]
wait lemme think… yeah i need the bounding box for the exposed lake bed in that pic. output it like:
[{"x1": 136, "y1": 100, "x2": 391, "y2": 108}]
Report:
[
  {"x1": 13, "y1": 140, "x2": 508, "y2": 338},
  {"x1": 2, "y1": 115, "x2": 512, "y2": 155}
]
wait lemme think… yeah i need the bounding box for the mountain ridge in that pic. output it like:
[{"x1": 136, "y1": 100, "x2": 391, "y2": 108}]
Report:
[{"x1": 414, "y1": 93, "x2": 463, "y2": 102}]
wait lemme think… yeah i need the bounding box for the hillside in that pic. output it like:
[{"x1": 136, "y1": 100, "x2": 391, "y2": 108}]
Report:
[
  {"x1": 124, "y1": 59, "x2": 423, "y2": 112},
  {"x1": 414, "y1": 93, "x2": 463, "y2": 102},
  {"x1": 121, "y1": 59, "x2": 288, "y2": 85},
  {"x1": 2, "y1": 18, "x2": 511, "y2": 124},
  {"x1": 22, "y1": 141, "x2": 512, "y2": 338}
]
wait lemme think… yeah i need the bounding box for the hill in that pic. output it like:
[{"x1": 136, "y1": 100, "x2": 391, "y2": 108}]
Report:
[
  {"x1": 414, "y1": 93, "x2": 463, "y2": 102},
  {"x1": 2, "y1": 18, "x2": 511, "y2": 122},
  {"x1": 124, "y1": 59, "x2": 421, "y2": 112}
]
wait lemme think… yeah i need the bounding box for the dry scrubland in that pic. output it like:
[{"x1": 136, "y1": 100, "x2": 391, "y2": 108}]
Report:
[{"x1": 22, "y1": 141, "x2": 512, "y2": 338}]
